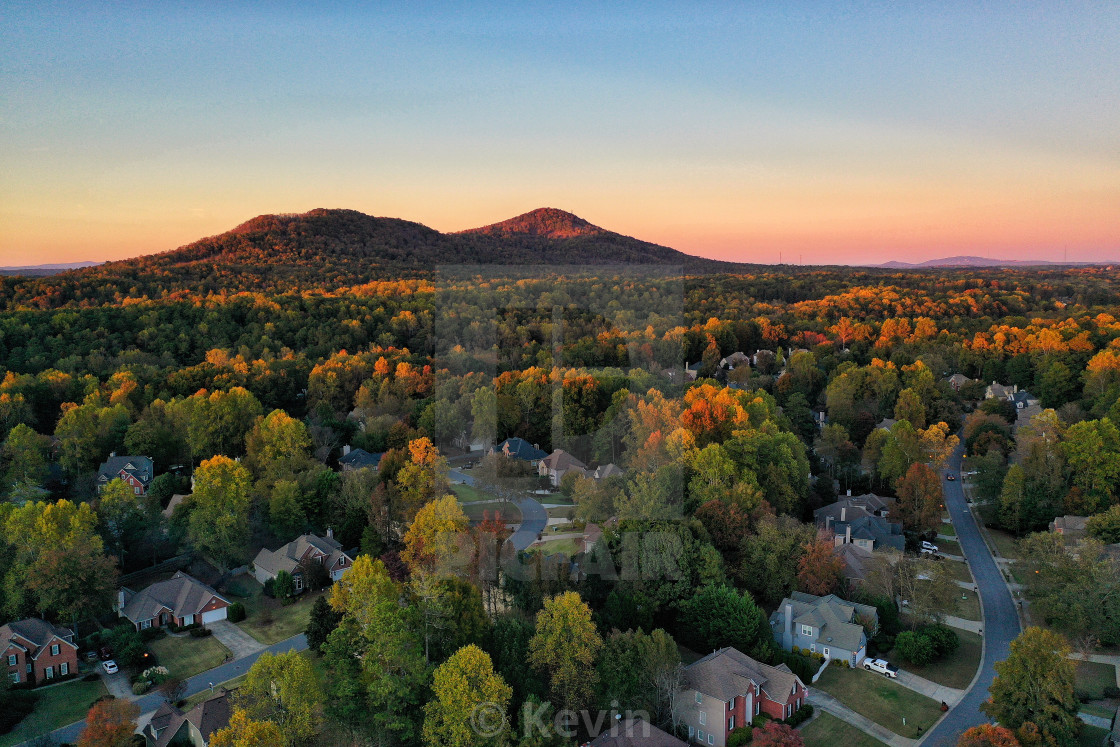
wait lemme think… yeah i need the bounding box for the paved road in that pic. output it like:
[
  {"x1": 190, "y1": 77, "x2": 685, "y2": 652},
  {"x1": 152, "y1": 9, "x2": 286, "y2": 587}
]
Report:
[
  {"x1": 450, "y1": 467, "x2": 548, "y2": 552},
  {"x1": 921, "y1": 444, "x2": 1021, "y2": 746},
  {"x1": 20, "y1": 634, "x2": 308, "y2": 746}
]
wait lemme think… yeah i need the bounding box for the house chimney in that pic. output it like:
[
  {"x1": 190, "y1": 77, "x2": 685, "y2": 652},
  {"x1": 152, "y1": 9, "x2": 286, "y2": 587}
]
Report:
[
  {"x1": 846, "y1": 489, "x2": 852, "y2": 497},
  {"x1": 825, "y1": 515, "x2": 833, "y2": 529},
  {"x1": 117, "y1": 589, "x2": 126, "y2": 612},
  {"x1": 783, "y1": 603, "x2": 793, "y2": 645},
  {"x1": 841, "y1": 507, "x2": 847, "y2": 521},
  {"x1": 342, "y1": 445, "x2": 351, "y2": 456},
  {"x1": 110, "y1": 451, "x2": 116, "y2": 458},
  {"x1": 845, "y1": 525, "x2": 852, "y2": 544},
  {"x1": 327, "y1": 527, "x2": 334, "y2": 539}
]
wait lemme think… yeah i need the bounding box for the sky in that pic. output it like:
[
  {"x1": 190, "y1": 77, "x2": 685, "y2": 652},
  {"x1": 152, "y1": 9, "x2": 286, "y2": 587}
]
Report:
[{"x1": 1, "y1": 1, "x2": 1118, "y2": 266}]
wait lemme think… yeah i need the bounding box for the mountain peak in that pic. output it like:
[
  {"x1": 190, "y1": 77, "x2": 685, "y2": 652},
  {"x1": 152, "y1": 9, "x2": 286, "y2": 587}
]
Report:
[{"x1": 458, "y1": 208, "x2": 606, "y2": 239}]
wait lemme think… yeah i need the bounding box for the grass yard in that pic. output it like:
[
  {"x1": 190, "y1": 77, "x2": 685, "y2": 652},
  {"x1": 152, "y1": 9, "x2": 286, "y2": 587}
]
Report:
[
  {"x1": 800, "y1": 711, "x2": 886, "y2": 747},
  {"x1": 182, "y1": 675, "x2": 246, "y2": 709},
  {"x1": 451, "y1": 482, "x2": 494, "y2": 503},
  {"x1": 546, "y1": 506, "x2": 576, "y2": 520},
  {"x1": 462, "y1": 500, "x2": 522, "y2": 524},
  {"x1": 149, "y1": 634, "x2": 230, "y2": 679},
  {"x1": 1078, "y1": 724, "x2": 1109, "y2": 747},
  {"x1": 942, "y1": 559, "x2": 974, "y2": 585},
  {"x1": 227, "y1": 575, "x2": 325, "y2": 645},
  {"x1": 951, "y1": 588, "x2": 982, "y2": 621},
  {"x1": 1080, "y1": 703, "x2": 1115, "y2": 720},
  {"x1": 1075, "y1": 660, "x2": 1117, "y2": 699},
  {"x1": 528, "y1": 538, "x2": 583, "y2": 556},
  {"x1": 985, "y1": 528, "x2": 1022, "y2": 560},
  {"x1": 0, "y1": 678, "x2": 108, "y2": 747},
  {"x1": 890, "y1": 630, "x2": 982, "y2": 690},
  {"x1": 814, "y1": 665, "x2": 943, "y2": 739},
  {"x1": 936, "y1": 538, "x2": 963, "y2": 556},
  {"x1": 938, "y1": 522, "x2": 957, "y2": 537}
]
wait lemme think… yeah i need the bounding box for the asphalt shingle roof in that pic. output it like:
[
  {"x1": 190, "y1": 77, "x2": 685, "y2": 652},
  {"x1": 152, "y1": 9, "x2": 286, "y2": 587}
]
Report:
[{"x1": 120, "y1": 571, "x2": 228, "y2": 624}]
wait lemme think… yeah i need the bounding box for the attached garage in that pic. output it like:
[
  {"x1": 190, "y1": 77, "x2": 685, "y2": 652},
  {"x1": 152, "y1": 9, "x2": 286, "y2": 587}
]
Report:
[{"x1": 201, "y1": 607, "x2": 227, "y2": 624}]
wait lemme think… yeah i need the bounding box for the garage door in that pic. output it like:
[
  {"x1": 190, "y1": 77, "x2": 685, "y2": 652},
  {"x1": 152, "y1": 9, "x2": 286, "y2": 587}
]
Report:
[{"x1": 201, "y1": 607, "x2": 227, "y2": 624}]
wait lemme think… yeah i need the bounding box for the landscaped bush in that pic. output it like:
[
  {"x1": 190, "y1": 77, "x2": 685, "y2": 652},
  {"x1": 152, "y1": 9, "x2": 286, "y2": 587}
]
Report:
[
  {"x1": 82, "y1": 673, "x2": 100, "y2": 682},
  {"x1": 896, "y1": 630, "x2": 936, "y2": 667},
  {"x1": 227, "y1": 602, "x2": 246, "y2": 622},
  {"x1": 1105, "y1": 685, "x2": 1120, "y2": 699},
  {"x1": 141, "y1": 666, "x2": 169, "y2": 685},
  {"x1": 131, "y1": 681, "x2": 150, "y2": 695},
  {"x1": 189, "y1": 627, "x2": 213, "y2": 637},
  {"x1": 105, "y1": 625, "x2": 148, "y2": 667},
  {"x1": 727, "y1": 726, "x2": 753, "y2": 746},
  {"x1": 783, "y1": 704, "x2": 814, "y2": 727},
  {"x1": 775, "y1": 650, "x2": 816, "y2": 683},
  {"x1": 751, "y1": 712, "x2": 771, "y2": 728},
  {"x1": 918, "y1": 623, "x2": 960, "y2": 658},
  {"x1": 263, "y1": 578, "x2": 276, "y2": 598},
  {"x1": 139, "y1": 627, "x2": 166, "y2": 642}
]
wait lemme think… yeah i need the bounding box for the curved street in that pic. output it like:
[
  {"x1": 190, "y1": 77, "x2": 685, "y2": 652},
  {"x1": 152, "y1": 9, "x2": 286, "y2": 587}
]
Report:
[{"x1": 922, "y1": 443, "x2": 1021, "y2": 746}]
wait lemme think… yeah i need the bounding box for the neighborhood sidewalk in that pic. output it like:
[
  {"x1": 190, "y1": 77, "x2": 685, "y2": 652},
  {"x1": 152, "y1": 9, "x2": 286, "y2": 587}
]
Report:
[
  {"x1": 808, "y1": 691, "x2": 918, "y2": 747},
  {"x1": 941, "y1": 615, "x2": 983, "y2": 634}
]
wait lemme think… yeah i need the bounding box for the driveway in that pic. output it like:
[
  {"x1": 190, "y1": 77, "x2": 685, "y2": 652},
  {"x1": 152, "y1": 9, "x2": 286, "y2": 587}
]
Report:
[
  {"x1": 208, "y1": 619, "x2": 264, "y2": 659},
  {"x1": 920, "y1": 442, "x2": 1021, "y2": 746},
  {"x1": 509, "y1": 497, "x2": 547, "y2": 551},
  {"x1": 100, "y1": 662, "x2": 133, "y2": 700}
]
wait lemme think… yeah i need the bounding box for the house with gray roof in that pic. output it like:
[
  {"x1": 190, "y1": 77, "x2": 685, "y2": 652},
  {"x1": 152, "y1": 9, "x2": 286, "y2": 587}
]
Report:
[
  {"x1": 676, "y1": 647, "x2": 808, "y2": 746},
  {"x1": 97, "y1": 454, "x2": 154, "y2": 496},
  {"x1": 2, "y1": 617, "x2": 78, "y2": 685},
  {"x1": 492, "y1": 437, "x2": 547, "y2": 464},
  {"x1": 587, "y1": 717, "x2": 686, "y2": 747},
  {"x1": 814, "y1": 497, "x2": 904, "y2": 553},
  {"x1": 538, "y1": 449, "x2": 588, "y2": 486},
  {"x1": 252, "y1": 530, "x2": 354, "y2": 592},
  {"x1": 769, "y1": 591, "x2": 877, "y2": 667},
  {"x1": 338, "y1": 445, "x2": 382, "y2": 472},
  {"x1": 143, "y1": 688, "x2": 232, "y2": 747},
  {"x1": 118, "y1": 571, "x2": 230, "y2": 631}
]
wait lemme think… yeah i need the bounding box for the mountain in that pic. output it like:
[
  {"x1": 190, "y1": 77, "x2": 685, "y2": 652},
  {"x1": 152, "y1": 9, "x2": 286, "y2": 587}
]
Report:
[
  {"x1": 66, "y1": 207, "x2": 731, "y2": 295},
  {"x1": 877, "y1": 256, "x2": 1082, "y2": 269},
  {"x1": 0, "y1": 261, "x2": 102, "y2": 276}
]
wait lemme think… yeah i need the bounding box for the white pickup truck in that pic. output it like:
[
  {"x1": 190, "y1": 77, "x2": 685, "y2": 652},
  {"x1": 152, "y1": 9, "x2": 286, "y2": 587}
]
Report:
[{"x1": 863, "y1": 658, "x2": 899, "y2": 678}]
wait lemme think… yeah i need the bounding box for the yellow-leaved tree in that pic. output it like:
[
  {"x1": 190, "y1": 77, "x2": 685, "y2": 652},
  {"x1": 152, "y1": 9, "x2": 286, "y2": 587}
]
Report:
[{"x1": 422, "y1": 644, "x2": 512, "y2": 747}]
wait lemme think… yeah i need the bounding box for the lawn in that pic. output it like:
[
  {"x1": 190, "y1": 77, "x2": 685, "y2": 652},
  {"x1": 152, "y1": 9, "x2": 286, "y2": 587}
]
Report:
[
  {"x1": 528, "y1": 538, "x2": 583, "y2": 556},
  {"x1": 887, "y1": 630, "x2": 982, "y2": 690},
  {"x1": 985, "y1": 528, "x2": 1022, "y2": 560},
  {"x1": 938, "y1": 522, "x2": 957, "y2": 537},
  {"x1": 1075, "y1": 660, "x2": 1117, "y2": 699},
  {"x1": 451, "y1": 482, "x2": 494, "y2": 503},
  {"x1": 800, "y1": 711, "x2": 886, "y2": 747},
  {"x1": 1078, "y1": 724, "x2": 1109, "y2": 747},
  {"x1": 0, "y1": 678, "x2": 108, "y2": 747},
  {"x1": 182, "y1": 675, "x2": 246, "y2": 709},
  {"x1": 936, "y1": 538, "x2": 963, "y2": 556},
  {"x1": 227, "y1": 575, "x2": 325, "y2": 645},
  {"x1": 546, "y1": 506, "x2": 576, "y2": 520},
  {"x1": 950, "y1": 588, "x2": 982, "y2": 621},
  {"x1": 942, "y1": 559, "x2": 974, "y2": 585},
  {"x1": 149, "y1": 634, "x2": 231, "y2": 679},
  {"x1": 813, "y1": 665, "x2": 943, "y2": 739},
  {"x1": 462, "y1": 500, "x2": 522, "y2": 524}
]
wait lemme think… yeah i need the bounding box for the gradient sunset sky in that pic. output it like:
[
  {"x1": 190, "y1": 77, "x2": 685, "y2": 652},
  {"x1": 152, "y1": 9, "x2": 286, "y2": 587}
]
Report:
[{"x1": 2, "y1": 2, "x2": 1118, "y2": 266}]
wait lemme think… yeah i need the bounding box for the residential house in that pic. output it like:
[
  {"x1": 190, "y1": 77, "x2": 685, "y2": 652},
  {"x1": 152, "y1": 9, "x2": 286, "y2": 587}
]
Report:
[
  {"x1": 1050, "y1": 515, "x2": 1089, "y2": 542},
  {"x1": 1012, "y1": 390, "x2": 1039, "y2": 410},
  {"x1": 836, "y1": 543, "x2": 875, "y2": 590},
  {"x1": 587, "y1": 717, "x2": 687, "y2": 747},
  {"x1": 874, "y1": 418, "x2": 897, "y2": 432},
  {"x1": 769, "y1": 592, "x2": 877, "y2": 666},
  {"x1": 814, "y1": 497, "x2": 904, "y2": 552},
  {"x1": 539, "y1": 449, "x2": 588, "y2": 486},
  {"x1": 118, "y1": 572, "x2": 230, "y2": 631},
  {"x1": 985, "y1": 382, "x2": 1016, "y2": 400},
  {"x1": 253, "y1": 530, "x2": 354, "y2": 591},
  {"x1": 97, "y1": 454, "x2": 154, "y2": 496},
  {"x1": 946, "y1": 373, "x2": 972, "y2": 392},
  {"x1": 677, "y1": 647, "x2": 808, "y2": 746},
  {"x1": 2, "y1": 618, "x2": 78, "y2": 686},
  {"x1": 592, "y1": 463, "x2": 624, "y2": 480},
  {"x1": 143, "y1": 688, "x2": 232, "y2": 747},
  {"x1": 492, "y1": 437, "x2": 547, "y2": 465},
  {"x1": 338, "y1": 446, "x2": 383, "y2": 472},
  {"x1": 685, "y1": 362, "x2": 702, "y2": 381},
  {"x1": 719, "y1": 352, "x2": 751, "y2": 370}
]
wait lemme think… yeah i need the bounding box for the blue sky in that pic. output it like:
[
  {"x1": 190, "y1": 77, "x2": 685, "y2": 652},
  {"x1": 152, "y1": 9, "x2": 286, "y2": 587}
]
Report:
[{"x1": 2, "y1": 1, "x2": 1118, "y2": 264}]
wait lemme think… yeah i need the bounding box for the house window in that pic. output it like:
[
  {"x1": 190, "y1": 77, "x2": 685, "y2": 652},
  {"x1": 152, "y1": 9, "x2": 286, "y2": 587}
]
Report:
[
  {"x1": 688, "y1": 726, "x2": 695, "y2": 738},
  {"x1": 134, "y1": 487, "x2": 141, "y2": 495},
  {"x1": 728, "y1": 716, "x2": 735, "y2": 730},
  {"x1": 708, "y1": 735, "x2": 714, "y2": 745},
  {"x1": 295, "y1": 576, "x2": 304, "y2": 591},
  {"x1": 727, "y1": 698, "x2": 734, "y2": 711},
  {"x1": 800, "y1": 624, "x2": 812, "y2": 636},
  {"x1": 699, "y1": 711, "x2": 706, "y2": 726},
  {"x1": 45, "y1": 666, "x2": 54, "y2": 679},
  {"x1": 697, "y1": 730, "x2": 705, "y2": 741},
  {"x1": 6, "y1": 654, "x2": 15, "y2": 667},
  {"x1": 50, "y1": 644, "x2": 59, "y2": 656},
  {"x1": 61, "y1": 662, "x2": 69, "y2": 676},
  {"x1": 141, "y1": 619, "x2": 152, "y2": 630},
  {"x1": 823, "y1": 647, "x2": 829, "y2": 658},
  {"x1": 755, "y1": 701, "x2": 760, "y2": 716},
  {"x1": 9, "y1": 672, "x2": 18, "y2": 684},
  {"x1": 695, "y1": 692, "x2": 702, "y2": 704},
  {"x1": 810, "y1": 644, "x2": 816, "y2": 653}
]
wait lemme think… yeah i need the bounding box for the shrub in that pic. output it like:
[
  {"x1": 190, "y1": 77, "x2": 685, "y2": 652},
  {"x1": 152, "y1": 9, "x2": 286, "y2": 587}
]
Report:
[
  {"x1": 227, "y1": 602, "x2": 246, "y2": 622},
  {"x1": 189, "y1": 627, "x2": 213, "y2": 637},
  {"x1": 263, "y1": 578, "x2": 276, "y2": 598},
  {"x1": 775, "y1": 650, "x2": 816, "y2": 683},
  {"x1": 0, "y1": 689, "x2": 37, "y2": 735},
  {"x1": 896, "y1": 631, "x2": 936, "y2": 667},
  {"x1": 783, "y1": 704, "x2": 814, "y2": 728},
  {"x1": 82, "y1": 673, "x2": 100, "y2": 682},
  {"x1": 274, "y1": 570, "x2": 295, "y2": 599},
  {"x1": 139, "y1": 627, "x2": 166, "y2": 642},
  {"x1": 131, "y1": 681, "x2": 150, "y2": 695},
  {"x1": 1104, "y1": 685, "x2": 1120, "y2": 699},
  {"x1": 751, "y1": 712, "x2": 772, "y2": 728},
  {"x1": 728, "y1": 726, "x2": 753, "y2": 746},
  {"x1": 918, "y1": 623, "x2": 960, "y2": 658},
  {"x1": 141, "y1": 666, "x2": 169, "y2": 685}
]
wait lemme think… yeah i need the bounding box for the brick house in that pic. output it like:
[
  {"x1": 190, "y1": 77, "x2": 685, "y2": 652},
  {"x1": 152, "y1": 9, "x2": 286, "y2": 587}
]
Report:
[
  {"x1": 2, "y1": 618, "x2": 79, "y2": 686},
  {"x1": 143, "y1": 687, "x2": 231, "y2": 746},
  {"x1": 252, "y1": 530, "x2": 354, "y2": 592},
  {"x1": 118, "y1": 571, "x2": 230, "y2": 630},
  {"x1": 96, "y1": 454, "x2": 154, "y2": 496},
  {"x1": 677, "y1": 647, "x2": 808, "y2": 746}
]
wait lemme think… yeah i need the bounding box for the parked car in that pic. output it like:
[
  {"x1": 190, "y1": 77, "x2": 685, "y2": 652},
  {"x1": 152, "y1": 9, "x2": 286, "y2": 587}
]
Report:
[
  {"x1": 946, "y1": 474, "x2": 956, "y2": 481},
  {"x1": 99, "y1": 645, "x2": 113, "y2": 661},
  {"x1": 921, "y1": 541, "x2": 939, "y2": 553},
  {"x1": 864, "y1": 658, "x2": 899, "y2": 678},
  {"x1": 103, "y1": 660, "x2": 119, "y2": 675}
]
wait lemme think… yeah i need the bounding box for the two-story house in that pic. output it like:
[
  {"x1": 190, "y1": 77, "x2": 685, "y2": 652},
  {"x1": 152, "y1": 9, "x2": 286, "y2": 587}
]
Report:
[
  {"x1": 814, "y1": 497, "x2": 904, "y2": 553},
  {"x1": 2, "y1": 618, "x2": 79, "y2": 686},
  {"x1": 769, "y1": 591, "x2": 877, "y2": 667},
  {"x1": 538, "y1": 449, "x2": 588, "y2": 486},
  {"x1": 96, "y1": 454, "x2": 154, "y2": 496},
  {"x1": 252, "y1": 530, "x2": 354, "y2": 592},
  {"x1": 676, "y1": 647, "x2": 808, "y2": 747}
]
